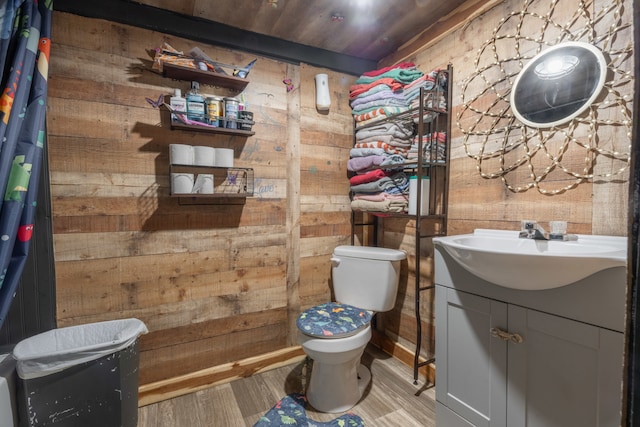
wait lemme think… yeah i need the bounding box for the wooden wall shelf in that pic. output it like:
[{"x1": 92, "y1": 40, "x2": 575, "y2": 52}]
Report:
[
  {"x1": 170, "y1": 165, "x2": 254, "y2": 202},
  {"x1": 172, "y1": 194, "x2": 248, "y2": 205},
  {"x1": 170, "y1": 122, "x2": 255, "y2": 136},
  {"x1": 162, "y1": 60, "x2": 254, "y2": 205},
  {"x1": 162, "y1": 62, "x2": 249, "y2": 92}
]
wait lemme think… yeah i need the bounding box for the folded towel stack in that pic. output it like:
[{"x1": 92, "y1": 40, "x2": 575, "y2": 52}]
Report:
[
  {"x1": 349, "y1": 63, "x2": 424, "y2": 129},
  {"x1": 406, "y1": 69, "x2": 448, "y2": 109},
  {"x1": 352, "y1": 120, "x2": 414, "y2": 160},
  {"x1": 349, "y1": 172, "x2": 410, "y2": 213},
  {"x1": 407, "y1": 132, "x2": 447, "y2": 163},
  {"x1": 347, "y1": 65, "x2": 448, "y2": 214}
]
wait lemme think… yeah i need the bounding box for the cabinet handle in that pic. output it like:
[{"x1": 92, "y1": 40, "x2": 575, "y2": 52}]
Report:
[{"x1": 490, "y1": 327, "x2": 524, "y2": 344}]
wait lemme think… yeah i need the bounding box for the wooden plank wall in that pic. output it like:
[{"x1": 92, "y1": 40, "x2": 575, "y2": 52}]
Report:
[
  {"x1": 298, "y1": 64, "x2": 354, "y2": 311},
  {"x1": 376, "y1": 0, "x2": 633, "y2": 361},
  {"x1": 47, "y1": 0, "x2": 633, "y2": 397},
  {"x1": 48, "y1": 12, "x2": 354, "y2": 389}
]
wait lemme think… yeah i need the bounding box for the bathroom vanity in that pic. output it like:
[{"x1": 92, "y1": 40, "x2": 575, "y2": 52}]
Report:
[{"x1": 433, "y1": 229, "x2": 626, "y2": 427}]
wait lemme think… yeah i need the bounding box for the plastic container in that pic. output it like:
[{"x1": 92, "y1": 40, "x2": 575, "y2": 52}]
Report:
[
  {"x1": 0, "y1": 353, "x2": 17, "y2": 427},
  {"x1": 186, "y1": 82, "x2": 205, "y2": 122},
  {"x1": 238, "y1": 111, "x2": 254, "y2": 131},
  {"x1": 408, "y1": 176, "x2": 430, "y2": 215},
  {"x1": 169, "y1": 88, "x2": 186, "y2": 124},
  {"x1": 205, "y1": 96, "x2": 222, "y2": 127},
  {"x1": 224, "y1": 97, "x2": 239, "y2": 129},
  {"x1": 12, "y1": 319, "x2": 148, "y2": 427}
]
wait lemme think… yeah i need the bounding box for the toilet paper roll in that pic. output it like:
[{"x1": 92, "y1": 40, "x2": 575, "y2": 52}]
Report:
[
  {"x1": 192, "y1": 174, "x2": 214, "y2": 194},
  {"x1": 214, "y1": 148, "x2": 234, "y2": 167},
  {"x1": 169, "y1": 144, "x2": 194, "y2": 165},
  {"x1": 193, "y1": 146, "x2": 215, "y2": 167},
  {"x1": 171, "y1": 173, "x2": 194, "y2": 194}
]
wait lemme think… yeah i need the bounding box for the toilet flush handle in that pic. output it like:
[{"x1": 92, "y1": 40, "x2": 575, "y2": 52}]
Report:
[{"x1": 330, "y1": 257, "x2": 341, "y2": 267}]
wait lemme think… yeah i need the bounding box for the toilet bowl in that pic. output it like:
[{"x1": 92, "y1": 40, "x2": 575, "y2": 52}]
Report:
[
  {"x1": 296, "y1": 245, "x2": 406, "y2": 413},
  {"x1": 298, "y1": 324, "x2": 372, "y2": 413}
]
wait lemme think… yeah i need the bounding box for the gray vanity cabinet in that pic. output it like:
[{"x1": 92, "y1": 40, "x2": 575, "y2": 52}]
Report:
[
  {"x1": 435, "y1": 287, "x2": 507, "y2": 427},
  {"x1": 435, "y1": 285, "x2": 624, "y2": 427}
]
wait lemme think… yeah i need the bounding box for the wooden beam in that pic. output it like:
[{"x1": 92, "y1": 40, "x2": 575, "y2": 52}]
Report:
[
  {"x1": 138, "y1": 346, "x2": 306, "y2": 406},
  {"x1": 286, "y1": 63, "x2": 302, "y2": 346},
  {"x1": 379, "y1": 0, "x2": 505, "y2": 67}
]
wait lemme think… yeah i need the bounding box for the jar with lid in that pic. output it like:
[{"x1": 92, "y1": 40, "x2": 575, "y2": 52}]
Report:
[
  {"x1": 205, "y1": 96, "x2": 222, "y2": 127},
  {"x1": 224, "y1": 97, "x2": 239, "y2": 129}
]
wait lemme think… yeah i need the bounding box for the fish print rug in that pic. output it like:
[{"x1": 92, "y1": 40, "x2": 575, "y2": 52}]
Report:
[{"x1": 253, "y1": 393, "x2": 365, "y2": 426}]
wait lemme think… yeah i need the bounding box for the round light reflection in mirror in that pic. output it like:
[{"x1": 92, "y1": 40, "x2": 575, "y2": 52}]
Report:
[{"x1": 510, "y1": 42, "x2": 607, "y2": 128}]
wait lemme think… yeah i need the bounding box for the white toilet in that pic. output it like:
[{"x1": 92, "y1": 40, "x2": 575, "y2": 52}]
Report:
[{"x1": 296, "y1": 245, "x2": 406, "y2": 413}]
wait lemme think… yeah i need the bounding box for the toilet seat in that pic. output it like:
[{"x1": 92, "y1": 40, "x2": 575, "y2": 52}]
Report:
[{"x1": 296, "y1": 302, "x2": 372, "y2": 339}]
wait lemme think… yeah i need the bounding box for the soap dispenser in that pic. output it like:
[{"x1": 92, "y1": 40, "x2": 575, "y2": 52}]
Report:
[{"x1": 186, "y1": 81, "x2": 205, "y2": 122}]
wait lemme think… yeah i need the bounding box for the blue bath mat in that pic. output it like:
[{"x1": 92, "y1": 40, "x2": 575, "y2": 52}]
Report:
[{"x1": 253, "y1": 393, "x2": 366, "y2": 426}]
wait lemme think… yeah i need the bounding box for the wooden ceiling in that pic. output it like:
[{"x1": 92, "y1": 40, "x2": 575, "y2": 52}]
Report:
[
  {"x1": 132, "y1": 0, "x2": 502, "y2": 63},
  {"x1": 57, "y1": 0, "x2": 502, "y2": 74}
]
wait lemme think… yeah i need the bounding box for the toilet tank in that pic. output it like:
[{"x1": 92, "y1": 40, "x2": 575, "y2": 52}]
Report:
[{"x1": 331, "y1": 245, "x2": 406, "y2": 312}]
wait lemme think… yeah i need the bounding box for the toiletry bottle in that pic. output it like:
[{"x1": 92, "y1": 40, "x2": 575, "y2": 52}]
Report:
[
  {"x1": 186, "y1": 81, "x2": 205, "y2": 122},
  {"x1": 169, "y1": 88, "x2": 187, "y2": 124}
]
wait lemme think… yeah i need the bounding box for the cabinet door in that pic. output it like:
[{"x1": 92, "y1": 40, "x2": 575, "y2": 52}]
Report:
[
  {"x1": 507, "y1": 306, "x2": 623, "y2": 427},
  {"x1": 436, "y1": 286, "x2": 508, "y2": 427}
]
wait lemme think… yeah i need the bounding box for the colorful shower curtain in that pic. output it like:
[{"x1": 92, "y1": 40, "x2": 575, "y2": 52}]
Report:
[{"x1": 0, "y1": 0, "x2": 52, "y2": 329}]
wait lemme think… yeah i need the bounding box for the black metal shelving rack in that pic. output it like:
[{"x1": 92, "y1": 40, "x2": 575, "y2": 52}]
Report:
[{"x1": 350, "y1": 65, "x2": 453, "y2": 385}]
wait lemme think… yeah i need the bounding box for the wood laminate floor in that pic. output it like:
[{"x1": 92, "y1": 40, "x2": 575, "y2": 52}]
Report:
[{"x1": 138, "y1": 345, "x2": 436, "y2": 426}]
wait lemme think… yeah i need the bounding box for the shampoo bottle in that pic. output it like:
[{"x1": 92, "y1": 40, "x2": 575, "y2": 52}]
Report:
[
  {"x1": 169, "y1": 88, "x2": 187, "y2": 124},
  {"x1": 186, "y1": 81, "x2": 205, "y2": 122}
]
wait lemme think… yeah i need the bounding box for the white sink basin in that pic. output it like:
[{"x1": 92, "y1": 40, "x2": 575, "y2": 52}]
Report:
[{"x1": 433, "y1": 229, "x2": 627, "y2": 290}]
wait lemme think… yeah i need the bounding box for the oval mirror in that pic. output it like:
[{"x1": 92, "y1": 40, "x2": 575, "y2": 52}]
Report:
[{"x1": 510, "y1": 42, "x2": 607, "y2": 128}]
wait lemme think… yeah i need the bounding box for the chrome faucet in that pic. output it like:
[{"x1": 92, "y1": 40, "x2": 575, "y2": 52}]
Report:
[
  {"x1": 519, "y1": 220, "x2": 578, "y2": 241},
  {"x1": 519, "y1": 220, "x2": 549, "y2": 240}
]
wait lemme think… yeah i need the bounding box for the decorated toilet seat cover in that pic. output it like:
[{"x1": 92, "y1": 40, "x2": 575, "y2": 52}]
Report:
[{"x1": 297, "y1": 302, "x2": 372, "y2": 338}]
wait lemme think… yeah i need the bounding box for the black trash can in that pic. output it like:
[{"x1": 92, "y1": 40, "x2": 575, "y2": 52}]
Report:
[{"x1": 12, "y1": 318, "x2": 148, "y2": 427}]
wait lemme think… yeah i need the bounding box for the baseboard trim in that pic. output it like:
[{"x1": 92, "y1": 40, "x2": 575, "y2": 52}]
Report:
[
  {"x1": 139, "y1": 333, "x2": 435, "y2": 406},
  {"x1": 138, "y1": 346, "x2": 306, "y2": 406},
  {"x1": 370, "y1": 330, "x2": 436, "y2": 384}
]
